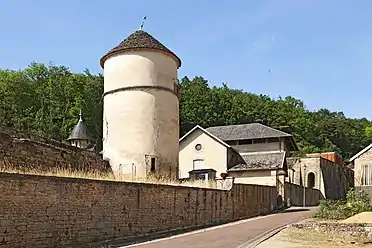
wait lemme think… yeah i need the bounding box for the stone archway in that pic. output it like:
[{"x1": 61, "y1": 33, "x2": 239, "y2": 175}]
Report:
[{"x1": 307, "y1": 172, "x2": 315, "y2": 188}]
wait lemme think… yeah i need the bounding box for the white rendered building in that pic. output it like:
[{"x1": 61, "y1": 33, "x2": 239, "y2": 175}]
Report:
[{"x1": 100, "y1": 29, "x2": 182, "y2": 179}]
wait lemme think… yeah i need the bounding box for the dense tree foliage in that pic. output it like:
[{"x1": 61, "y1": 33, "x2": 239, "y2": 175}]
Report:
[{"x1": 0, "y1": 63, "x2": 371, "y2": 160}]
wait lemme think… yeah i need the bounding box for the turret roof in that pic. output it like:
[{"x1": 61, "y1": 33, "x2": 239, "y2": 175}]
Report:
[
  {"x1": 67, "y1": 111, "x2": 92, "y2": 141},
  {"x1": 100, "y1": 30, "x2": 181, "y2": 68}
]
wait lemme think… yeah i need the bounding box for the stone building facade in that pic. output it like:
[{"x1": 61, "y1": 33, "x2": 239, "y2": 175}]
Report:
[
  {"x1": 348, "y1": 144, "x2": 372, "y2": 200},
  {"x1": 287, "y1": 154, "x2": 347, "y2": 200}
]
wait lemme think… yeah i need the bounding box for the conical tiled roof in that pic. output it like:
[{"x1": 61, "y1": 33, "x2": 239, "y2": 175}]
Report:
[
  {"x1": 100, "y1": 30, "x2": 181, "y2": 68},
  {"x1": 67, "y1": 111, "x2": 92, "y2": 141}
]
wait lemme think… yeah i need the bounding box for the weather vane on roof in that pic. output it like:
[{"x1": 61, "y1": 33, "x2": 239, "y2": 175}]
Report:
[{"x1": 139, "y1": 16, "x2": 147, "y2": 30}]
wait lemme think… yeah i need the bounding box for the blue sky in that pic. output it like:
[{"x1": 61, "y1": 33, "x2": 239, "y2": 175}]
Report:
[{"x1": 1, "y1": 0, "x2": 371, "y2": 119}]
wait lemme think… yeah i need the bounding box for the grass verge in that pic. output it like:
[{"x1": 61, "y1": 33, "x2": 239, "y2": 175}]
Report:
[{"x1": 280, "y1": 227, "x2": 372, "y2": 248}]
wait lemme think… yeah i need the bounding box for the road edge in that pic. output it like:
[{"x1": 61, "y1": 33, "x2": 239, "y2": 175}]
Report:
[
  {"x1": 240, "y1": 214, "x2": 314, "y2": 248},
  {"x1": 240, "y1": 224, "x2": 289, "y2": 248},
  {"x1": 82, "y1": 208, "x2": 287, "y2": 248}
]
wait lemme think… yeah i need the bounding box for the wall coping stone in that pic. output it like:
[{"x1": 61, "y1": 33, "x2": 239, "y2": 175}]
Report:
[
  {"x1": 0, "y1": 126, "x2": 99, "y2": 156},
  {"x1": 0, "y1": 172, "x2": 233, "y2": 191}
]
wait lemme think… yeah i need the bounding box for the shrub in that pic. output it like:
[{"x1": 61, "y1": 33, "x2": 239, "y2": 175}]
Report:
[
  {"x1": 313, "y1": 188, "x2": 372, "y2": 220},
  {"x1": 313, "y1": 199, "x2": 347, "y2": 220}
]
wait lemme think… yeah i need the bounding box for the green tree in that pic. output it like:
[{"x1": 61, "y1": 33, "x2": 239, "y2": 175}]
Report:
[{"x1": 1, "y1": 63, "x2": 371, "y2": 159}]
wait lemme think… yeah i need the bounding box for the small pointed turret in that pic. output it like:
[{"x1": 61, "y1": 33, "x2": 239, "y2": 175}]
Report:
[{"x1": 67, "y1": 110, "x2": 93, "y2": 149}]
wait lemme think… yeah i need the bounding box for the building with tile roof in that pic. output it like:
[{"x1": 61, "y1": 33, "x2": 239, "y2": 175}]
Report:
[
  {"x1": 227, "y1": 151, "x2": 288, "y2": 186},
  {"x1": 228, "y1": 151, "x2": 287, "y2": 172},
  {"x1": 206, "y1": 123, "x2": 298, "y2": 152},
  {"x1": 179, "y1": 123, "x2": 295, "y2": 186}
]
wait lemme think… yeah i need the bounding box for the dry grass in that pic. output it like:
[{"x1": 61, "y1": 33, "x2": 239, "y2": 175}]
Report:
[
  {"x1": 0, "y1": 167, "x2": 221, "y2": 189},
  {"x1": 297, "y1": 218, "x2": 339, "y2": 225},
  {"x1": 280, "y1": 227, "x2": 372, "y2": 248}
]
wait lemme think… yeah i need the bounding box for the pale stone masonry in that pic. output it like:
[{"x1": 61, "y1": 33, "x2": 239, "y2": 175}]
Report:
[
  {"x1": 287, "y1": 156, "x2": 347, "y2": 200},
  {"x1": 349, "y1": 144, "x2": 372, "y2": 201},
  {"x1": 352, "y1": 145, "x2": 372, "y2": 187},
  {"x1": 0, "y1": 127, "x2": 110, "y2": 173},
  {"x1": 100, "y1": 30, "x2": 181, "y2": 179},
  {"x1": 0, "y1": 172, "x2": 278, "y2": 248}
]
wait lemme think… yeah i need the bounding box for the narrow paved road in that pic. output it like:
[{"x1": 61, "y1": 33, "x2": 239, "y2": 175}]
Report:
[{"x1": 121, "y1": 207, "x2": 316, "y2": 248}]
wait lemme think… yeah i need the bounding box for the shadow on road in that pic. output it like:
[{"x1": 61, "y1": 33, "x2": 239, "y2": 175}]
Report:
[
  {"x1": 270, "y1": 206, "x2": 317, "y2": 216},
  {"x1": 282, "y1": 208, "x2": 311, "y2": 213},
  {"x1": 85, "y1": 207, "x2": 317, "y2": 248}
]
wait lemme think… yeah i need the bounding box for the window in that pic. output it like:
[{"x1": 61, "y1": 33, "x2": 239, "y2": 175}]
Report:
[
  {"x1": 266, "y1": 137, "x2": 279, "y2": 143},
  {"x1": 237, "y1": 140, "x2": 252, "y2": 145},
  {"x1": 189, "y1": 169, "x2": 216, "y2": 181},
  {"x1": 150, "y1": 157, "x2": 156, "y2": 172},
  {"x1": 307, "y1": 172, "x2": 315, "y2": 188},
  {"x1": 195, "y1": 144, "x2": 202, "y2": 151},
  {"x1": 361, "y1": 164, "x2": 372, "y2": 185},
  {"x1": 226, "y1": 140, "x2": 238, "y2": 145},
  {"x1": 118, "y1": 164, "x2": 123, "y2": 175},
  {"x1": 253, "y1": 139, "x2": 266, "y2": 144},
  {"x1": 195, "y1": 173, "x2": 208, "y2": 180},
  {"x1": 193, "y1": 159, "x2": 204, "y2": 170}
]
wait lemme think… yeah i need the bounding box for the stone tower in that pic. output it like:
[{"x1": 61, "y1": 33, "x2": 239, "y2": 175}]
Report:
[{"x1": 100, "y1": 29, "x2": 182, "y2": 180}]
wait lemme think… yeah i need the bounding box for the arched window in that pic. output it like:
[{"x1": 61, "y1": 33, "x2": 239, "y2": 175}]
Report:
[{"x1": 307, "y1": 172, "x2": 315, "y2": 188}]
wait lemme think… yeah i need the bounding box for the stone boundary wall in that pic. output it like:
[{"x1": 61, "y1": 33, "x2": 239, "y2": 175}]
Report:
[
  {"x1": 291, "y1": 222, "x2": 372, "y2": 237},
  {"x1": 284, "y1": 182, "x2": 324, "y2": 206},
  {"x1": 0, "y1": 127, "x2": 111, "y2": 174},
  {"x1": 0, "y1": 173, "x2": 277, "y2": 248},
  {"x1": 319, "y1": 157, "x2": 347, "y2": 200}
]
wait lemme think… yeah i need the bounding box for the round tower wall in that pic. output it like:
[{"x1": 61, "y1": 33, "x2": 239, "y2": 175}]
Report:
[{"x1": 102, "y1": 50, "x2": 180, "y2": 179}]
